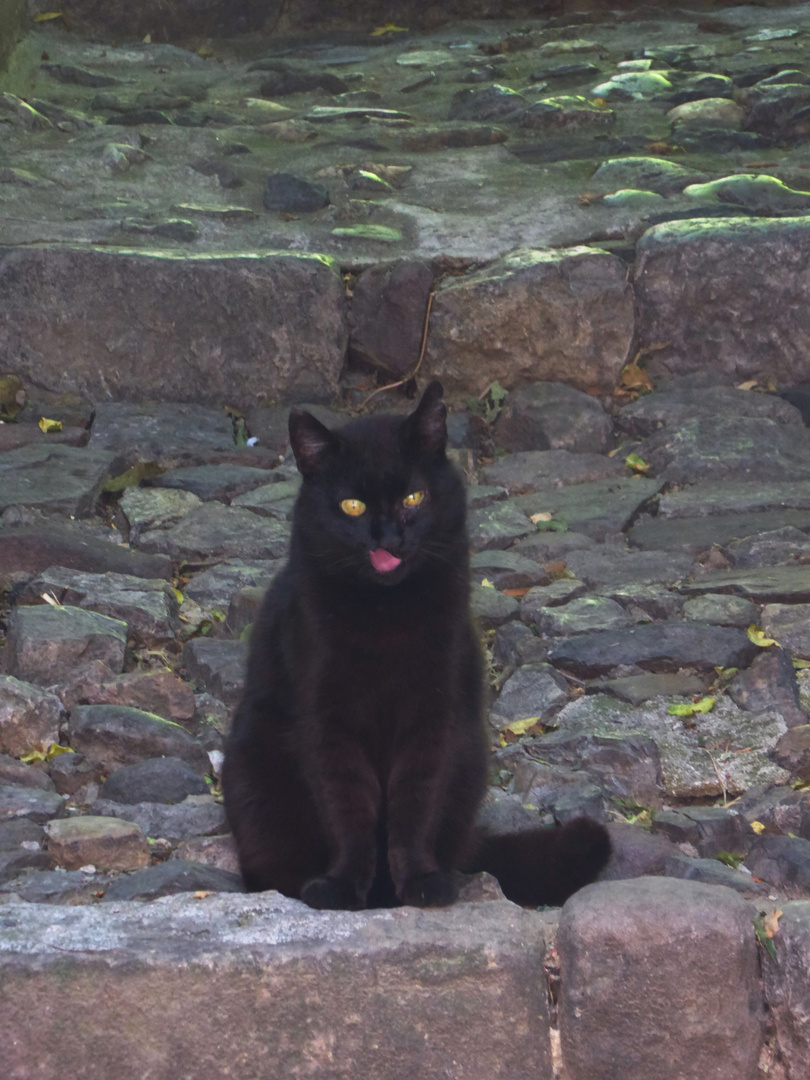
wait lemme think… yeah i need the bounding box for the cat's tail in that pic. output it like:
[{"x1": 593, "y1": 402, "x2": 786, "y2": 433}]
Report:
[{"x1": 467, "y1": 817, "x2": 612, "y2": 907}]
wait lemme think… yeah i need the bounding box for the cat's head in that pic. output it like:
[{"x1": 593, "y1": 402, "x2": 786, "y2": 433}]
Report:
[{"x1": 288, "y1": 381, "x2": 466, "y2": 585}]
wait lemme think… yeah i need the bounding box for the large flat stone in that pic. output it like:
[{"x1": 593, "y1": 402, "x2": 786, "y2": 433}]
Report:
[
  {"x1": 0, "y1": 894, "x2": 554, "y2": 1080},
  {"x1": 680, "y1": 566, "x2": 810, "y2": 604},
  {"x1": 517, "y1": 476, "x2": 662, "y2": 541},
  {"x1": 19, "y1": 567, "x2": 179, "y2": 648},
  {"x1": 629, "y1": 509, "x2": 810, "y2": 553},
  {"x1": 549, "y1": 621, "x2": 756, "y2": 675},
  {"x1": 0, "y1": 523, "x2": 172, "y2": 589},
  {"x1": 549, "y1": 694, "x2": 788, "y2": 800},
  {"x1": 0, "y1": 247, "x2": 348, "y2": 407},
  {"x1": 68, "y1": 705, "x2": 210, "y2": 774},
  {"x1": 424, "y1": 247, "x2": 633, "y2": 395},
  {"x1": 558, "y1": 878, "x2": 762, "y2": 1080},
  {"x1": 0, "y1": 444, "x2": 119, "y2": 517},
  {"x1": 3, "y1": 605, "x2": 128, "y2": 685},
  {"x1": 635, "y1": 217, "x2": 810, "y2": 386}
]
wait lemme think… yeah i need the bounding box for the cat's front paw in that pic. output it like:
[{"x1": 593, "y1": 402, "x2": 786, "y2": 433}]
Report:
[
  {"x1": 398, "y1": 870, "x2": 458, "y2": 908},
  {"x1": 300, "y1": 875, "x2": 366, "y2": 911}
]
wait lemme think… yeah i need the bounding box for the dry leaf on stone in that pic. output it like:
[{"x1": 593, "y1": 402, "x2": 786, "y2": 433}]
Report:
[
  {"x1": 38, "y1": 416, "x2": 62, "y2": 433},
  {"x1": 668, "y1": 696, "x2": 716, "y2": 718},
  {"x1": 747, "y1": 625, "x2": 781, "y2": 648},
  {"x1": 625, "y1": 452, "x2": 650, "y2": 473}
]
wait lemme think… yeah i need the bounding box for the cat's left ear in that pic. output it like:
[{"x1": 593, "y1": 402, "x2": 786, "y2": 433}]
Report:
[
  {"x1": 289, "y1": 409, "x2": 338, "y2": 477},
  {"x1": 406, "y1": 380, "x2": 447, "y2": 456}
]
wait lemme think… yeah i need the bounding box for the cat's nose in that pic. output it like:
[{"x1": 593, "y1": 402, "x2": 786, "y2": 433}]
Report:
[{"x1": 376, "y1": 523, "x2": 404, "y2": 556}]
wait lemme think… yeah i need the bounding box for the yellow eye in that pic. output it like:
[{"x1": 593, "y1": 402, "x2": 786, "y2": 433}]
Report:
[
  {"x1": 340, "y1": 498, "x2": 366, "y2": 517},
  {"x1": 402, "y1": 490, "x2": 425, "y2": 509}
]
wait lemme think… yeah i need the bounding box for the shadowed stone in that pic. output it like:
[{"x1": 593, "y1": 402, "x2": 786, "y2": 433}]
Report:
[
  {"x1": 182, "y1": 639, "x2": 248, "y2": 706},
  {"x1": 101, "y1": 758, "x2": 209, "y2": 805},
  {"x1": 69, "y1": 705, "x2": 209, "y2": 774},
  {"x1": 0, "y1": 677, "x2": 63, "y2": 757},
  {"x1": 0, "y1": 524, "x2": 172, "y2": 589},
  {"x1": 0, "y1": 445, "x2": 119, "y2": 517},
  {"x1": 494, "y1": 382, "x2": 613, "y2": 454},
  {"x1": 90, "y1": 795, "x2": 226, "y2": 844},
  {"x1": 0, "y1": 783, "x2": 65, "y2": 825},
  {"x1": 549, "y1": 622, "x2": 756, "y2": 675},
  {"x1": 3, "y1": 606, "x2": 127, "y2": 686}
]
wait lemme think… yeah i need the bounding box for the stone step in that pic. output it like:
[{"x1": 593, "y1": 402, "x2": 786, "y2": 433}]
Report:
[{"x1": 0, "y1": 878, "x2": 792, "y2": 1080}]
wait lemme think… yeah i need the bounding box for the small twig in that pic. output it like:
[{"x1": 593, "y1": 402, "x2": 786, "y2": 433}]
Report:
[
  {"x1": 702, "y1": 745, "x2": 727, "y2": 805},
  {"x1": 360, "y1": 291, "x2": 435, "y2": 410}
]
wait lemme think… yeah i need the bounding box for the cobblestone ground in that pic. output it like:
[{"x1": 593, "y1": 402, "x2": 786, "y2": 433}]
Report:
[{"x1": 0, "y1": 0, "x2": 810, "y2": 956}]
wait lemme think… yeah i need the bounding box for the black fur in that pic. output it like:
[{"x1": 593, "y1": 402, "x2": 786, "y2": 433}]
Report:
[{"x1": 222, "y1": 382, "x2": 610, "y2": 910}]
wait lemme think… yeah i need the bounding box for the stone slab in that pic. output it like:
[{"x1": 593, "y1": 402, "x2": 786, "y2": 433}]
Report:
[
  {"x1": 558, "y1": 878, "x2": 762, "y2": 1080},
  {"x1": 0, "y1": 894, "x2": 553, "y2": 1080},
  {"x1": 0, "y1": 247, "x2": 348, "y2": 407},
  {"x1": 635, "y1": 217, "x2": 810, "y2": 387}
]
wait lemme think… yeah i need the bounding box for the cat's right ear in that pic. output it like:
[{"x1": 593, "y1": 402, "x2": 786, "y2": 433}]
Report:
[{"x1": 289, "y1": 410, "x2": 337, "y2": 477}]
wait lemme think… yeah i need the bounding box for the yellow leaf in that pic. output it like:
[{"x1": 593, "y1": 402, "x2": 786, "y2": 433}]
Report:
[
  {"x1": 503, "y1": 716, "x2": 541, "y2": 736},
  {"x1": 750, "y1": 820, "x2": 766, "y2": 835},
  {"x1": 38, "y1": 416, "x2": 62, "y2": 433},
  {"x1": 667, "y1": 696, "x2": 715, "y2": 717},
  {"x1": 370, "y1": 23, "x2": 408, "y2": 35},
  {"x1": 33, "y1": 11, "x2": 63, "y2": 21},
  {"x1": 736, "y1": 380, "x2": 758, "y2": 391},
  {"x1": 46, "y1": 744, "x2": 74, "y2": 760},
  {"x1": 625, "y1": 452, "x2": 650, "y2": 473},
  {"x1": 619, "y1": 360, "x2": 654, "y2": 392},
  {"x1": 747, "y1": 625, "x2": 781, "y2": 648},
  {"x1": 480, "y1": 578, "x2": 495, "y2": 589},
  {"x1": 530, "y1": 511, "x2": 553, "y2": 523},
  {"x1": 763, "y1": 908, "x2": 782, "y2": 939},
  {"x1": 172, "y1": 588, "x2": 185, "y2": 605},
  {"x1": 19, "y1": 749, "x2": 46, "y2": 764},
  {"x1": 193, "y1": 890, "x2": 213, "y2": 899}
]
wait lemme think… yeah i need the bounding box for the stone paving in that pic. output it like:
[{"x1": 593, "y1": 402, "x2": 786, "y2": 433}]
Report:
[{"x1": 2, "y1": 2, "x2": 810, "y2": 1077}]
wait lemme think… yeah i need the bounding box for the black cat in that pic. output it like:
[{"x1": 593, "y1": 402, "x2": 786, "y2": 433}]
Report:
[{"x1": 222, "y1": 381, "x2": 610, "y2": 910}]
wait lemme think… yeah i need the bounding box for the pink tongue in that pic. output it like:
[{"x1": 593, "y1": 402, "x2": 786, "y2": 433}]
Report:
[{"x1": 369, "y1": 548, "x2": 402, "y2": 573}]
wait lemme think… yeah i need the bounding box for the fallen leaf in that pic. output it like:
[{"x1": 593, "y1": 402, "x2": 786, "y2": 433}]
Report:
[
  {"x1": 193, "y1": 890, "x2": 213, "y2": 899},
  {"x1": 625, "y1": 452, "x2": 650, "y2": 473},
  {"x1": 503, "y1": 716, "x2": 542, "y2": 736},
  {"x1": 480, "y1": 578, "x2": 495, "y2": 589},
  {"x1": 736, "y1": 379, "x2": 758, "y2": 391},
  {"x1": 370, "y1": 23, "x2": 408, "y2": 35},
  {"x1": 619, "y1": 360, "x2": 654, "y2": 392},
  {"x1": 33, "y1": 11, "x2": 64, "y2": 21},
  {"x1": 750, "y1": 820, "x2": 766, "y2": 835},
  {"x1": 753, "y1": 913, "x2": 777, "y2": 960},
  {"x1": 763, "y1": 908, "x2": 782, "y2": 938},
  {"x1": 38, "y1": 416, "x2": 62, "y2": 433},
  {"x1": 667, "y1": 696, "x2": 716, "y2": 718},
  {"x1": 530, "y1": 511, "x2": 553, "y2": 524},
  {"x1": 502, "y1": 587, "x2": 531, "y2": 598},
  {"x1": 747, "y1": 625, "x2": 781, "y2": 648}
]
